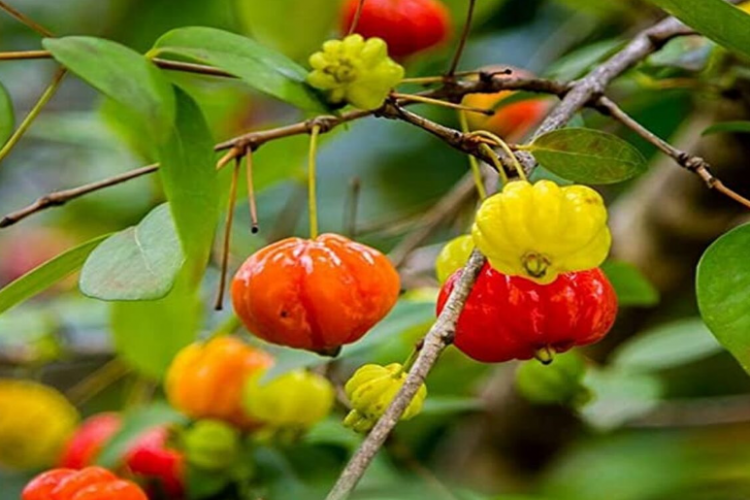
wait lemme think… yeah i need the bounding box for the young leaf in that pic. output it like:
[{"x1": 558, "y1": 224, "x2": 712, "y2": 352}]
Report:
[
  {"x1": 0, "y1": 81, "x2": 14, "y2": 146},
  {"x1": 611, "y1": 318, "x2": 722, "y2": 373},
  {"x1": 110, "y1": 273, "x2": 201, "y2": 380},
  {"x1": 0, "y1": 235, "x2": 108, "y2": 315},
  {"x1": 702, "y1": 121, "x2": 750, "y2": 136},
  {"x1": 151, "y1": 27, "x2": 327, "y2": 112},
  {"x1": 157, "y1": 89, "x2": 219, "y2": 283},
  {"x1": 696, "y1": 223, "x2": 750, "y2": 374},
  {"x1": 80, "y1": 204, "x2": 184, "y2": 301},
  {"x1": 43, "y1": 36, "x2": 175, "y2": 140},
  {"x1": 527, "y1": 128, "x2": 647, "y2": 184},
  {"x1": 601, "y1": 260, "x2": 659, "y2": 307},
  {"x1": 96, "y1": 402, "x2": 187, "y2": 468},
  {"x1": 644, "y1": 0, "x2": 750, "y2": 61}
]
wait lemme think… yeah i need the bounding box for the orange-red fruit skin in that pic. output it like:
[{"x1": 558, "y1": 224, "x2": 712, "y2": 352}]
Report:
[
  {"x1": 437, "y1": 265, "x2": 617, "y2": 363},
  {"x1": 125, "y1": 426, "x2": 184, "y2": 498},
  {"x1": 166, "y1": 337, "x2": 273, "y2": 429},
  {"x1": 22, "y1": 466, "x2": 146, "y2": 500},
  {"x1": 341, "y1": 0, "x2": 451, "y2": 59},
  {"x1": 232, "y1": 233, "x2": 400, "y2": 353},
  {"x1": 59, "y1": 413, "x2": 122, "y2": 469}
]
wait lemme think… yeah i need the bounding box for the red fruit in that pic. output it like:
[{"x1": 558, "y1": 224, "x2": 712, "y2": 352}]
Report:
[
  {"x1": 125, "y1": 427, "x2": 184, "y2": 498},
  {"x1": 341, "y1": 0, "x2": 451, "y2": 59},
  {"x1": 59, "y1": 413, "x2": 122, "y2": 469},
  {"x1": 232, "y1": 233, "x2": 400, "y2": 355},
  {"x1": 22, "y1": 466, "x2": 146, "y2": 500},
  {"x1": 437, "y1": 265, "x2": 617, "y2": 363}
]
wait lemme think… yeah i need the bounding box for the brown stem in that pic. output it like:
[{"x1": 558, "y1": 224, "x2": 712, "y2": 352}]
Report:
[
  {"x1": 0, "y1": 49, "x2": 52, "y2": 60},
  {"x1": 214, "y1": 158, "x2": 241, "y2": 311},
  {"x1": 0, "y1": 1, "x2": 53, "y2": 37},
  {"x1": 347, "y1": 0, "x2": 367, "y2": 36},
  {"x1": 246, "y1": 149, "x2": 260, "y2": 233},
  {"x1": 447, "y1": 0, "x2": 477, "y2": 77}
]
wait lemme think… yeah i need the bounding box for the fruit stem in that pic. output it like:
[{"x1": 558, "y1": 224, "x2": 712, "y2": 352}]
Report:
[
  {"x1": 214, "y1": 157, "x2": 241, "y2": 311},
  {"x1": 478, "y1": 143, "x2": 509, "y2": 186},
  {"x1": 392, "y1": 93, "x2": 493, "y2": 115},
  {"x1": 458, "y1": 110, "x2": 488, "y2": 199},
  {"x1": 446, "y1": 0, "x2": 477, "y2": 77},
  {"x1": 308, "y1": 124, "x2": 321, "y2": 239},
  {"x1": 470, "y1": 130, "x2": 526, "y2": 181},
  {"x1": 347, "y1": 0, "x2": 366, "y2": 36},
  {"x1": 400, "y1": 341, "x2": 423, "y2": 375},
  {"x1": 245, "y1": 149, "x2": 259, "y2": 233},
  {"x1": 535, "y1": 346, "x2": 555, "y2": 365}
]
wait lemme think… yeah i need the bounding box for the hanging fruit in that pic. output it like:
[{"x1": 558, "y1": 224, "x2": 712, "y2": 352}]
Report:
[
  {"x1": 232, "y1": 233, "x2": 400, "y2": 355},
  {"x1": 124, "y1": 426, "x2": 184, "y2": 498},
  {"x1": 22, "y1": 466, "x2": 147, "y2": 500},
  {"x1": 437, "y1": 264, "x2": 617, "y2": 363},
  {"x1": 59, "y1": 413, "x2": 122, "y2": 469},
  {"x1": 435, "y1": 234, "x2": 474, "y2": 284}
]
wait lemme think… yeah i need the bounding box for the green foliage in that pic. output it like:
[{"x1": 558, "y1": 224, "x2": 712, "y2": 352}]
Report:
[
  {"x1": 110, "y1": 273, "x2": 201, "y2": 380},
  {"x1": 236, "y1": 0, "x2": 340, "y2": 62},
  {"x1": 80, "y1": 205, "x2": 183, "y2": 301},
  {"x1": 601, "y1": 260, "x2": 659, "y2": 307},
  {"x1": 516, "y1": 351, "x2": 590, "y2": 406},
  {"x1": 0, "y1": 235, "x2": 107, "y2": 314},
  {"x1": 644, "y1": 0, "x2": 750, "y2": 60},
  {"x1": 97, "y1": 402, "x2": 187, "y2": 468},
  {"x1": 611, "y1": 318, "x2": 722, "y2": 373},
  {"x1": 157, "y1": 89, "x2": 219, "y2": 283},
  {"x1": 702, "y1": 120, "x2": 750, "y2": 136},
  {"x1": 151, "y1": 27, "x2": 328, "y2": 112},
  {"x1": 43, "y1": 36, "x2": 176, "y2": 140},
  {"x1": 527, "y1": 128, "x2": 647, "y2": 184},
  {"x1": 697, "y1": 223, "x2": 750, "y2": 374},
  {"x1": 0, "y1": 81, "x2": 14, "y2": 146}
]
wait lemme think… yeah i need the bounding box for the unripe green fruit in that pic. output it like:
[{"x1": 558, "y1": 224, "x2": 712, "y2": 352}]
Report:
[
  {"x1": 515, "y1": 351, "x2": 590, "y2": 406},
  {"x1": 182, "y1": 419, "x2": 240, "y2": 470},
  {"x1": 435, "y1": 235, "x2": 474, "y2": 284}
]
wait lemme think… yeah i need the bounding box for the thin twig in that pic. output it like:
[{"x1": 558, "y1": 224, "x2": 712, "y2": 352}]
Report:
[
  {"x1": 66, "y1": 359, "x2": 130, "y2": 406},
  {"x1": 0, "y1": 67, "x2": 66, "y2": 165},
  {"x1": 214, "y1": 158, "x2": 241, "y2": 311},
  {"x1": 0, "y1": 0, "x2": 53, "y2": 37},
  {"x1": 325, "y1": 250, "x2": 486, "y2": 500},
  {"x1": 347, "y1": 0, "x2": 367, "y2": 36},
  {"x1": 0, "y1": 163, "x2": 158, "y2": 228},
  {"x1": 246, "y1": 150, "x2": 260, "y2": 233},
  {"x1": 391, "y1": 92, "x2": 492, "y2": 115},
  {"x1": 446, "y1": 0, "x2": 477, "y2": 77},
  {"x1": 0, "y1": 49, "x2": 52, "y2": 60}
]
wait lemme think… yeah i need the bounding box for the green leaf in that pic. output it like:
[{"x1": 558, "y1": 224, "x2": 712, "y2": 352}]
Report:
[
  {"x1": 151, "y1": 27, "x2": 326, "y2": 112},
  {"x1": 97, "y1": 402, "x2": 187, "y2": 468},
  {"x1": 545, "y1": 39, "x2": 623, "y2": 80},
  {"x1": 236, "y1": 0, "x2": 338, "y2": 62},
  {"x1": 110, "y1": 273, "x2": 201, "y2": 380},
  {"x1": 579, "y1": 368, "x2": 663, "y2": 431},
  {"x1": 702, "y1": 120, "x2": 750, "y2": 136},
  {"x1": 527, "y1": 128, "x2": 647, "y2": 184},
  {"x1": 42, "y1": 36, "x2": 175, "y2": 140},
  {"x1": 157, "y1": 88, "x2": 219, "y2": 281},
  {"x1": 260, "y1": 300, "x2": 435, "y2": 381},
  {"x1": 697, "y1": 223, "x2": 750, "y2": 373},
  {"x1": 420, "y1": 396, "x2": 483, "y2": 416},
  {"x1": 80, "y1": 204, "x2": 183, "y2": 301},
  {"x1": 601, "y1": 261, "x2": 660, "y2": 307},
  {"x1": 643, "y1": 0, "x2": 750, "y2": 60},
  {"x1": 0, "y1": 235, "x2": 108, "y2": 315},
  {"x1": 0, "y1": 81, "x2": 14, "y2": 146},
  {"x1": 611, "y1": 318, "x2": 722, "y2": 373}
]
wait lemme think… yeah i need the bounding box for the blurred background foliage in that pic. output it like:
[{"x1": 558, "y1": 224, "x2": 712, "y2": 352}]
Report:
[{"x1": 2, "y1": 0, "x2": 750, "y2": 499}]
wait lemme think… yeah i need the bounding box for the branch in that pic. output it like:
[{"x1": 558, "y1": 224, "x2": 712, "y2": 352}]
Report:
[
  {"x1": 0, "y1": 0, "x2": 53, "y2": 37},
  {"x1": 325, "y1": 250, "x2": 486, "y2": 500}
]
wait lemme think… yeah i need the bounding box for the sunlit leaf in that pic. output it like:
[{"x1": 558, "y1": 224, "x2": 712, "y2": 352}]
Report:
[
  {"x1": 0, "y1": 81, "x2": 14, "y2": 146},
  {"x1": 601, "y1": 261, "x2": 659, "y2": 307}
]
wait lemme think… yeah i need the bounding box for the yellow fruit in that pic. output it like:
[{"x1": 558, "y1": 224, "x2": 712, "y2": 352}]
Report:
[
  {"x1": 307, "y1": 35, "x2": 405, "y2": 110},
  {"x1": 435, "y1": 235, "x2": 474, "y2": 284},
  {"x1": 343, "y1": 363, "x2": 427, "y2": 433},
  {"x1": 242, "y1": 370, "x2": 335, "y2": 430},
  {"x1": 0, "y1": 379, "x2": 79, "y2": 469},
  {"x1": 472, "y1": 180, "x2": 611, "y2": 284}
]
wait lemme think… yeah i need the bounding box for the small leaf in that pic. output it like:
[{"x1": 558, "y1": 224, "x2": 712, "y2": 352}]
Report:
[
  {"x1": 43, "y1": 36, "x2": 175, "y2": 140},
  {"x1": 157, "y1": 88, "x2": 219, "y2": 282},
  {"x1": 0, "y1": 81, "x2": 14, "y2": 145},
  {"x1": 528, "y1": 128, "x2": 647, "y2": 184},
  {"x1": 644, "y1": 0, "x2": 750, "y2": 61},
  {"x1": 0, "y1": 235, "x2": 109, "y2": 315},
  {"x1": 80, "y1": 204, "x2": 183, "y2": 301},
  {"x1": 702, "y1": 121, "x2": 750, "y2": 136},
  {"x1": 601, "y1": 261, "x2": 659, "y2": 307},
  {"x1": 110, "y1": 273, "x2": 201, "y2": 380},
  {"x1": 97, "y1": 402, "x2": 187, "y2": 468},
  {"x1": 697, "y1": 223, "x2": 750, "y2": 374},
  {"x1": 579, "y1": 367, "x2": 663, "y2": 431},
  {"x1": 151, "y1": 27, "x2": 327, "y2": 112},
  {"x1": 611, "y1": 318, "x2": 722, "y2": 373}
]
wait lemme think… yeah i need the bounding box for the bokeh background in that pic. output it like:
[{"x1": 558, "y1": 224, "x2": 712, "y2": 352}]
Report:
[{"x1": 2, "y1": 0, "x2": 750, "y2": 499}]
